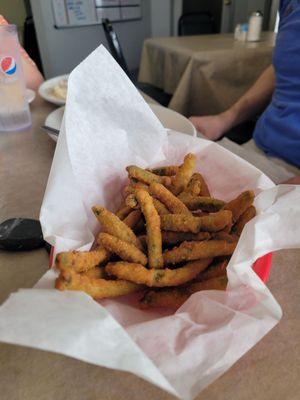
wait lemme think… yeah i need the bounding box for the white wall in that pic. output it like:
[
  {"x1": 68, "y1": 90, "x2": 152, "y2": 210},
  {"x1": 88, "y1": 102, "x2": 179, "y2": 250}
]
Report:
[
  {"x1": 1, "y1": 0, "x2": 26, "y2": 41},
  {"x1": 222, "y1": 0, "x2": 272, "y2": 32},
  {"x1": 172, "y1": 0, "x2": 183, "y2": 35},
  {"x1": 150, "y1": 0, "x2": 171, "y2": 37},
  {"x1": 31, "y1": 0, "x2": 151, "y2": 78},
  {"x1": 221, "y1": 0, "x2": 234, "y2": 33}
]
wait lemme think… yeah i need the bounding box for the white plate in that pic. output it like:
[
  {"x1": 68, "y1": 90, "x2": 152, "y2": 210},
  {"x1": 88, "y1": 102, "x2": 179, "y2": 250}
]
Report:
[
  {"x1": 26, "y1": 88, "x2": 36, "y2": 104},
  {"x1": 38, "y1": 74, "x2": 69, "y2": 106},
  {"x1": 44, "y1": 103, "x2": 196, "y2": 142}
]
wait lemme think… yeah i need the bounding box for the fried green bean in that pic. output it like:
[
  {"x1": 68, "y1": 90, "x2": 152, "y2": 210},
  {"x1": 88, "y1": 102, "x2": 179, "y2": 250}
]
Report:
[
  {"x1": 150, "y1": 165, "x2": 179, "y2": 176},
  {"x1": 161, "y1": 231, "x2": 211, "y2": 245},
  {"x1": 123, "y1": 210, "x2": 143, "y2": 230},
  {"x1": 150, "y1": 182, "x2": 191, "y2": 215},
  {"x1": 160, "y1": 210, "x2": 233, "y2": 233},
  {"x1": 135, "y1": 189, "x2": 163, "y2": 268},
  {"x1": 56, "y1": 269, "x2": 142, "y2": 299},
  {"x1": 172, "y1": 153, "x2": 196, "y2": 195},
  {"x1": 178, "y1": 192, "x2": 225, "y2": 212},
  {"x1": 92, "y1": 206, "x2": 142, "y2": 249},
  {"x1": 98, "y1": 233, "x2": 147, "y2": 265},
  {"x1": 106, "y1": 258, "x2": 212, "y2": 287},
  {"x1": 140, "y1": 276, "x2": 228, "y2": 309},
  {"x1": 126, "y1": 165, "x2": 171, "y2": 186},
  {"x1": 163, "y1": 239, "x2": 237, "y2": 265},
  {"x1": 197, "y1": 173, "x2": 211, "y2": 197},
  {"x1": 55, "y1": 249, "x2": 110, "y2": 273},
  {"x1": 224, "y1": 190, "x2": 255, "y2": 221},
  {"x1": 185, "y1": 173, "x2": 202, "y2": 195},
  {"x1": 232, "y1": 205, "x2": 256, "y2": 235}
]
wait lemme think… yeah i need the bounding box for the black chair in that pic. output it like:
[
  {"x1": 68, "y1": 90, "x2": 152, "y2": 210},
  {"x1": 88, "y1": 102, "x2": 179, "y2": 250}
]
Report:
[
  {"x1": 102, "y1": 19, "x2": 172, "y2": 107},
  {"x1": 178, "y1": 12, "x2": 216, "y2": 36},
  {"x1": 102, "y1": 18, "x2": 130, "y2": 76}
]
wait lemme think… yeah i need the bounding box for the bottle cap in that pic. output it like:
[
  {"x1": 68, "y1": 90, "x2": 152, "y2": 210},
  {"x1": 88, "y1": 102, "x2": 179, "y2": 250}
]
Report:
[{"x1": 252, "y1": 10, "x2": 263, "y2": 17}]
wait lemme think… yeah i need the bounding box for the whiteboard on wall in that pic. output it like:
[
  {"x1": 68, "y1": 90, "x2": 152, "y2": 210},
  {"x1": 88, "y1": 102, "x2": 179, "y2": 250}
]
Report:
[{"x1": 52, "y1": 0, "x2": 142, "y2": 27}]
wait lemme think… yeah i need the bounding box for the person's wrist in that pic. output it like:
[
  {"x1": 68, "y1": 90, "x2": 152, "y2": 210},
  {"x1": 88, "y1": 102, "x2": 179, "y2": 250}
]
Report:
[{"x1": 220, "y1": 108, "x2": 237, "y2": 133}]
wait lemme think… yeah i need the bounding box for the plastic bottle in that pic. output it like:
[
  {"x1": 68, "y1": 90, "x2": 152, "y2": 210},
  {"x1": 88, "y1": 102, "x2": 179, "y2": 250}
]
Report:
[
  {"x1": 234, "y1": 24, "x2": 242, "y2": 40},
  {"x1": 247, "y1": 11, "x2": 263, "y2": 42},
  {"x1": 0, "y1": 24, "x2": 31, "y2": 132},
  {"x1": 238, "y1": 24, "x2": 248, "y2": 42}
]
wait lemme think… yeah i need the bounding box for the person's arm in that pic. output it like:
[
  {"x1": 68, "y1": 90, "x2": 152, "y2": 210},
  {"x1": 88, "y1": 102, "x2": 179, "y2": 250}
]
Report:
[
  {"x1": 282, "y1": 176, "x2": 300, "y2": 185},
  {"x1": 227, "y1": 65, "x2": 275, "y2": 126},
  {"x1": 189, "y1": 65, "x2": 276, "y2": 140}
]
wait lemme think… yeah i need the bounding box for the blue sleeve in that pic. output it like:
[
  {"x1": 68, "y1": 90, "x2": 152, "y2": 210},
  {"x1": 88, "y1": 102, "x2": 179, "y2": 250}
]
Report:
[{"x1": 280, "y1": 0, "x2": 292, "y2": 16}]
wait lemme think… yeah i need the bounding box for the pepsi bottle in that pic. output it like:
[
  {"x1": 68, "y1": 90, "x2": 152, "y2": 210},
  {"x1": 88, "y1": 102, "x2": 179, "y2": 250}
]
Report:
[{"x1": 0, "y1": 24, "x2": 31, "y2": 131}]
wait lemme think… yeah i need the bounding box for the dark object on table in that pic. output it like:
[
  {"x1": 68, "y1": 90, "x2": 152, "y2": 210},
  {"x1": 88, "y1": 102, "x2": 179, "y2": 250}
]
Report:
[
  {"x1": 0, "y1": 218, "x2": 44, "y2": 251},
  {"x1": 178, "y1": 12, "x2": 216, "y2": 36},
  {"x1": 102, "y1": 19, "x2": 172, "y2": 107}
]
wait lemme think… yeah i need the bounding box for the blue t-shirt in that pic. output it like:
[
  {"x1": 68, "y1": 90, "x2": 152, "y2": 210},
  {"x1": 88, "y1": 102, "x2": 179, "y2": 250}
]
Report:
[{"x1": 253, "y1": 0, "x2": 300, "y2": 167}]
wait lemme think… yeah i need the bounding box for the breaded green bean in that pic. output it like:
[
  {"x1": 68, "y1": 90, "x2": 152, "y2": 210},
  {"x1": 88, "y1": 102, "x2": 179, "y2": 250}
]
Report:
[
  {"x1": 161, "y1": 231, "x2": 211, "y2": 245},
  {"x1": 125, "y1": 193, "x2": 139, "y2": 209},
  {"x1": 135, "y1": 189, "x2": 163, "y2": 268},
  {"x1": 163, "y1": 239, "x2": 237, "y2": 265},
  {"x1": 224, "y1": 190, "x2": 255, "y2": 221},
  {"x1": 140, "y1": 276, "x2": 228, "y2": 309},
  {"x1": 105, "y1": 258, "x2": 212, "y2": 287},
  {"x1": 115, "y1": 204, "x2": 132, "y2": 220},
  {"x1": 93, "y1": 206, "x2": 142, "y2": 250},
  {"x1": 126, "y1": 165, "x2": 171, "y2": 186},
  {"x1": 197, "y1": 173, "x2": 211, "y2": 197},
  {"x1": 200, "y1": 211, "x2": 233, "y2": 232},
  {"x1": 98, "y1": 233, "x2": 147, "y2": 265},
  {"x1": 138, "y1": 235, "x2": 148, "y2": 252},
  {"x1": 152, "y1": 198, "x2": 169, "y2": 216},
  {"x1": 56, "y1": 269, "x2": 142, "y2": 299},
  {"x1": 150, "y1": 165, "x2": 179, "y2": 176},
  {"x1": 212, "y1": 232, "x2": 239, "y2": 243},
  {"x1": 178, "y1": 192, "x2": 225, "y2": 212},
  {"x1": 123, "y1": 210, "x2": 142, "y2": 230},
  {"x1": 161, "y1": 214, "x2": 200, "y2": 233},
  {"x1": 55, "y1": 249, "x2": 110, "y2": 273},
  {"x1": 150, "y1": 182, "x2": 191, "y2": 215},
  {"x1": 123, "y1": 182, "x2": 149, "y2": 197},
  {"x1": 125, "y1": 195, "x2": 170, "y2": 217},
  {"x1": 233, "y1": 205, "x2": 256, "y2": 235},
  {"x1": 81, "y1": 266, "x2": 106, "y2": 279},
  {"x1": 197, "y1": 258, "x2": 229, "y2": 281},
  {"x1": 185, "y1": 173, "x2": 202, "y2": 196},
  {"x1": 219, "y1": 221, "x2": 233, "y2": 233},
  {"x1": 172, "y1": 153, "x2": 196, "y2": 194},
  {"x1": 160, "y1": 210, "x2": 233, "y2": 233}
]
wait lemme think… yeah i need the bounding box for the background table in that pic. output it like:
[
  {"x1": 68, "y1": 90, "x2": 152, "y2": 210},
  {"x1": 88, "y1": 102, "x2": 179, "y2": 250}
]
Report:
[
  {"x1": 139, "y1": 33, "x2": 276, "y2": 116},
  {"x1": 0, "y1": 97, "x2": 299, "y2": 400}
]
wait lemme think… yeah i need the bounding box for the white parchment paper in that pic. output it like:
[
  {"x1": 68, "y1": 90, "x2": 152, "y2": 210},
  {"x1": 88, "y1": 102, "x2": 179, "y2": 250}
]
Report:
[{"x1": 0, "y1": 46, "x2": 300, "y2": 400}]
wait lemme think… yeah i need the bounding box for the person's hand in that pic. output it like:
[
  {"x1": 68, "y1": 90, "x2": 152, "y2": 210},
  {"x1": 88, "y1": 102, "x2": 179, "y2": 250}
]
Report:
[
  {"x1": 281, "y1": 176, "x2": 300, "y2": 185},
  {"x1": 189, "y1": 111, "x2": 234, "y2": 141}
]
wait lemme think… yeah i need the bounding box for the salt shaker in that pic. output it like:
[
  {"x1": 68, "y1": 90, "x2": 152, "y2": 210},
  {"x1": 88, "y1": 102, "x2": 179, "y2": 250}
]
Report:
[
  {"x1": 247, "y1": 11, "x2": 263, "y2": 42},
  {"x1": 234, "y1": 24, "x2": 242, "y2": 40}
]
